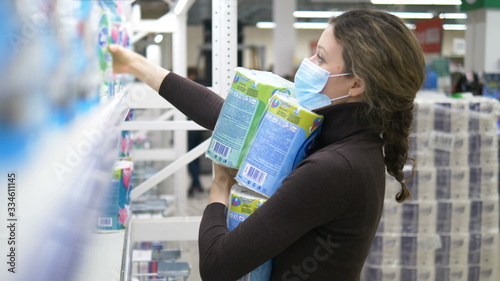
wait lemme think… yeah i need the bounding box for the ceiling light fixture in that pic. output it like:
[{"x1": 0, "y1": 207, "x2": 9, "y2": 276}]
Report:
[
  {"x1": 293, "y1": 10, "x2": 442, "y2": 20},
  {"x1": 371, "y1": 0, "x2": 461, "y2": 5},
  {"x1": 293, "y1": 11, "x2": 344, "y2": 18},
  {"x1": 390, "y1": 12, "x2": 434, "y2": 19},
  {"x1": 293, "y1": 22, "x2": 329, "y2": 29},
  {"x1": 256, "y1": 21, "x2": 464, "y2": 30},
  {"x1": 443, "y1": 24, "x2": 467, "y2": 30},
  {"x1": 256, "y1": 21, "x2": 329, "y2": 29},
  {"x1": 256, "y1": 22, "x2": 276, "y2": 29},
  {"x1": 154, "y1": 34, "x2": 164, "y2": 43},
  {"x1": 439, "y1": 13, "x2": 468, "y2": 19}
]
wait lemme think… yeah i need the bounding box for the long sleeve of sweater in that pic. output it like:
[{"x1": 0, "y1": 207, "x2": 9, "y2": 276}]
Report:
[{"x1": 158, "y1": 72, "x2": 224, "y2": 130}]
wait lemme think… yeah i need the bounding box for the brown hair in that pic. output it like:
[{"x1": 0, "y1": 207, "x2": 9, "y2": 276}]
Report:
[{"x1": 330, "y1": 9, "x2": 425, "y2": 202}]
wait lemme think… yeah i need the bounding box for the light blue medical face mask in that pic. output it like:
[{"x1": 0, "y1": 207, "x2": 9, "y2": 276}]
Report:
[{"x1": 295, "y1": 58, "x2": 351, "y2": 110}]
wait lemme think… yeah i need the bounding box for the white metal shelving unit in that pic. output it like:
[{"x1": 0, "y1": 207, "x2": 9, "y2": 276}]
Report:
[{"x1": 127, "y1": 0, "x2": 239, "y2": 246}]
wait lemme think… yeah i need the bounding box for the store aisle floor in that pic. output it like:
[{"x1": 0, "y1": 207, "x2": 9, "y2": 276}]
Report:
[{"x1": 177, "y1": 173, "x2": 212, "y2": 281}]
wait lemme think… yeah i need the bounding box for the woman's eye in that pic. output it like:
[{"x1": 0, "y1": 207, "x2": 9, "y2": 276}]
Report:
[{"x1": 317, "y1": 54, "x2": 324, "y2": 62}]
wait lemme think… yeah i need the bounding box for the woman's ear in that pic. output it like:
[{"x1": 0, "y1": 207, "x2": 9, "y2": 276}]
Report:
[{"x1": 349, "y1": 77, "x2": 365, "y2": 98}]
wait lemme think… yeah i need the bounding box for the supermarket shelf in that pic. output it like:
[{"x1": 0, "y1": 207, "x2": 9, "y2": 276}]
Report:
[
  {"x1": 130, "y1": 216, "x2": 202, "y2": 242},
  {"x1": 74, "y1": 230, "x2": 128, "y2": 281}
]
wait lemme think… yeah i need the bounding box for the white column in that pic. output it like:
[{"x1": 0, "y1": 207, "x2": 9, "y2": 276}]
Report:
[
  {"x1": 212, "y1": 0, "x2": 238, "y2": 98},
  {"x1": 172, "y1": 13, "x2": 188, "y2": 215},
  {"x1": 465, "y1": 9, "x2": 500, "y2": 73},
  {"x1": 272, "y1": 0, "x2": 296, "y2": 77},
  {"x1": 172, "y1": 13, "x2": 187, "y2": 76}
]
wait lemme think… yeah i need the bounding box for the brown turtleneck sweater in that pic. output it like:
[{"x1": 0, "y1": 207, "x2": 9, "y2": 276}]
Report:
[{"x1": 159, "y1": 72, "x2": 386, "y2": 281}]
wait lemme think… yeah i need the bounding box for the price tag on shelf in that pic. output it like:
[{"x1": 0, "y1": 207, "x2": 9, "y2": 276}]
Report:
[
  {"x1": 132, "y1": 249, "x2": 153, "y2": 262},
  {"x1": 429, "y1": 130, "x2": 455, "y2": 152}
]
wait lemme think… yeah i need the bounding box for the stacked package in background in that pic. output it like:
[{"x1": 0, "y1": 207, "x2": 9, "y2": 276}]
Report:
[{"x1": 364, "y1": 95, "x2": 500, "y2": 281}]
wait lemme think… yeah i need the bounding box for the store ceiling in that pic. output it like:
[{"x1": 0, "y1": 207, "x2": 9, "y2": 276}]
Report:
[{"x1": 135, "y1": 0, "x2": 465, "y2": 26}]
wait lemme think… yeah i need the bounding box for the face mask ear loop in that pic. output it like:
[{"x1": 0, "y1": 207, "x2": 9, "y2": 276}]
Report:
[
  {"x1": 328, "y1": 73, "x2": 352, "y2": 78},
  {"x1": 329, "y1": 92, "x2": 352, "y2": 102}
]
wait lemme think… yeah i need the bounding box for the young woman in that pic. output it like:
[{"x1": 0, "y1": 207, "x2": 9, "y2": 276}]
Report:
[{"x1": 110, "y1": 9, "x2": 425, "y2": 281}]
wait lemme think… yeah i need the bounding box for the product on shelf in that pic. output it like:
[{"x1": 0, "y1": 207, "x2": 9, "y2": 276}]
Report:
[
  {"x1": 96, "y1": 160, "x2": 134, "y2": 231},
  {"x1": 206, "y1": 67, "x2": 296, "y2": 168},
  {"x1": 365, "y1": 95, "x2": 500, "y2": 281}
]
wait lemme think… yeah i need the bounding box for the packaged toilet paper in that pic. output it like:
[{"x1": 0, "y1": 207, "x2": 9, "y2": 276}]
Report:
[
  {"x1": 367, "y1": 234, "x2": 402, "y2": 266},
  {"x1": 207, "y1": 68, "x2": 295, "y2": 169},
  {"x1": 435, "y1": 234, "x2": 469, "y2": 266},
  {"x1": 363, "y1": 265, "x2": 401, "y2": 281},
  {"x1": 227, "y1": 184, "x2": 272, "y2": 281},
  {"x1": 236, "y1": 94, "x2": 323, "y2": 197},
  {"x1": 96, "y1": 160, "x2": 133, "y2": 231}
]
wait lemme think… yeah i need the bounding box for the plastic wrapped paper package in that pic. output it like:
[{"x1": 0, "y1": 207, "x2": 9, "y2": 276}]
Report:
[
  {"x1": 412, "y1": 100, "x2": 435, "y2": 135},
  {"x1": 435, "y1": 167, "x2": 470, "y2": 200},
  {"x1": 468, "y1": 165, "x2": 499, "y2": 200},
  {"x1": 413, "y1": 97, "x2": 470, "y2": 134},
  {"x1": 97, "y1": 6, "x2": 113, "y2": 99},
  {"x1": 363, "y1": 265, "x2": 401, "y2": 281},
  {"x1": 435, "y1": 233, "x2": 470, "y2": 266},
  {"x1": 468, "y1": 97, "x2": 500, "y2": 134},
  {"x1": 207, "y1": 67, "x2": 295, "y2": 169},
  {"x1": 436, "y1": 200, "x2": 471, "y2": 234},
  {"x1": 236, "y1": 94, "x2": 323, "y2": 197},
  {"x1": 227, "y1": 184, "x2": 272, "y2": 281},
  {"x1": 435, "y1": 265, "x2": 468, "y2": 281},
  {"x1": 399, "y1": 234, "x2": 442, "y2": 267},
  {"x1": 468, "y1": 233, "x2": 499, "y2": 267},
  {"x1": 405, "y1": 168, "x2": 437, "y2": 201},
  {"x1": 469, "y1": 199, "x2": 500, "y2": 233},
  {"x1": 409, "y1": 132, "x2": 470, "y2": 168},
  {"x1": 430, "y1": 132, "x2": 469, "y2": 167},
  {"x1": 363, "y1": 265, "x2": 435, "y2": 281},
  {"x1": 432, "y1": 99, "x2": 470, "y2": 134},
  {"x1": 468, "y1": 133, "x2": 499, "y2": 166},
  {"x1": 379, "y1": 201, "x2": 442, "y2": 235},
  {"x1": 96, "y1": 160, "x2": 133, "y2": 231},
  {"x1": 467, "y1": 264, "x2": 498, "y2": 281},
  {"x1": 408, "y1": 134, "x2": 435, "y2": 168},
  {"x1": 384, "y1": 173, "x2": 404, "y2": 201},
  {"x1": 367, "y1": 234, "x2": 402, "y2": 266},
  {"x1": 377, "y1": 200, "x2": 403, "y2": 234},
  {"x1": 401, "y1": 201, "x2": 438, "y2": 234}
]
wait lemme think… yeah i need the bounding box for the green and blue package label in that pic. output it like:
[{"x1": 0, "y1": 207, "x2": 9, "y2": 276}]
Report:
[
  {"x1": 206, "y1": 67, "x2": 295, "y2": 169},
  {"x1": 228, "y1": 185, "x2": 272, "y2": 281},
  {"x1": 96, "y1": 160, "x2": 133, "y2": 231},
  {"x1": 236, "y1": 94, "x2": 323, "y2": 197}
]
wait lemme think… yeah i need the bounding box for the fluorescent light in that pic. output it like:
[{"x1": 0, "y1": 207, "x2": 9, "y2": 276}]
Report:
[
  {"x1": 389, "y1": 12, "x2": 434, "y2": 19},
  {"x1": 174, "y1": 0, "x2": 188, "y2": 15},
  {"x1": 256, "y1": 21, "x2": 328, "y2": 29},
  {"x1": 154, "y1": 34, "x2": 164, "y2": 43},
  {"x1": 293, "y1": 11, "x2": 344, "y2": 18},
  {"x1": 293, "y1": 10, "x2": 435, "y2": 19},
  {"x1": 256, "y1": 22, "x2": 276, "y2": 29},
  {"x1": 443, "y1": 24, "x2": 467, "y2": 30},
  {"x1": 293, "y1": 22, "x2": 329, "y2": 29},
  {"x1": 371, "y1": 0, "x2": 461, "y2": 5},
  {"x1": 439, "y1": 13, "x2": 468, "y2": 19}
]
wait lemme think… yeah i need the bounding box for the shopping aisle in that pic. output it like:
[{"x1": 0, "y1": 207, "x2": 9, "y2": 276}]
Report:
[{"x1": 181, "y1": 174, "x2": 213, "y2": 281}]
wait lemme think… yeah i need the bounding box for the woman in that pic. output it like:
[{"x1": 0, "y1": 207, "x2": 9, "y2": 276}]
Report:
[{"x1": 110, "y1": 9, "x2": 425, "y2": 281}]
